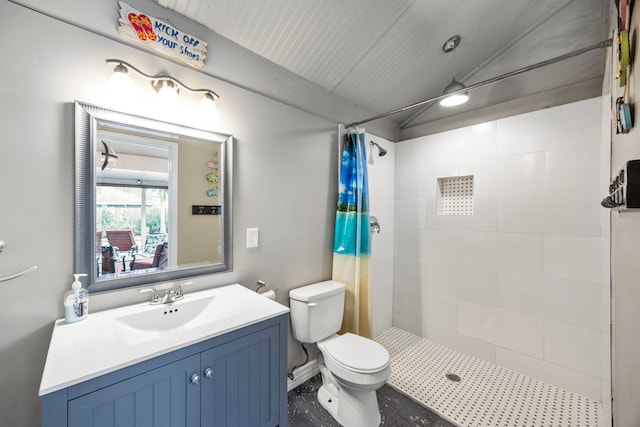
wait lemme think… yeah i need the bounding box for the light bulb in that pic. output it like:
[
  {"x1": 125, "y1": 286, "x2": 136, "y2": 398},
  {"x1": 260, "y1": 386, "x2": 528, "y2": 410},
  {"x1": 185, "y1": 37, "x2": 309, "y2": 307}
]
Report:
[
  {"x1": 156, "y1": 80, "x2": 179, "y2": 103},
  {"x1": 440, "y1": 78, "x2": 469, "y2": 107},
  {"x1": 440, "y1": 93, "x2": 469, "y2": 107},
  {"x1": 105, "y1": 64, "x2": 136, "y2": 109},
  {"x1": 196, "y1": 92, "x2": 219, "y2": 129}
]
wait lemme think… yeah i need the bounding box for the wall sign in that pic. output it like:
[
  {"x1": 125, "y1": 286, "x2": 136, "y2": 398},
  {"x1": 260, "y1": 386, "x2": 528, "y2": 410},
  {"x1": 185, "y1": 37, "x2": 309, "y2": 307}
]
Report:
[{"x1": 117, "y1": 1, "x2": 207, "y2": 68}]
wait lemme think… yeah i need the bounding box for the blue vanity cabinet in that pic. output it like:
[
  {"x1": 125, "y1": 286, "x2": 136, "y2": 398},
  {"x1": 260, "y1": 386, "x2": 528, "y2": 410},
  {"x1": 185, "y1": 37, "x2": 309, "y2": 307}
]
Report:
[
  {"x1": 42, "y1": 313, "x2": 288, "y2": 427},
  {"x1": 201, "y1": 324, "x2": 279, "y2": 426},
  {"x1": 68, "y1": 354, "x2": 201, "y2": 427}
]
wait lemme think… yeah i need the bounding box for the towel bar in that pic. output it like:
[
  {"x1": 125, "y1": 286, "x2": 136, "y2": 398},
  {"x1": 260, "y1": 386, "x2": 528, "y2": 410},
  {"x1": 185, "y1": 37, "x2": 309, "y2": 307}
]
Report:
[
  {"x1": 0, "y1": 265, "x2": 38, "y2": 283},
  {"x1": 0, "y1": 240, "x2": 38, "y2": 282}
]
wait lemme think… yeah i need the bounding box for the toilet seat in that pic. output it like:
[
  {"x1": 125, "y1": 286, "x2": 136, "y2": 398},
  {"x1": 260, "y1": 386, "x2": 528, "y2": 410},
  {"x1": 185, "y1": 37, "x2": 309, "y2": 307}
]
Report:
[{"x1": 320, "y1": 333, "x2": 390, "y2": 374}]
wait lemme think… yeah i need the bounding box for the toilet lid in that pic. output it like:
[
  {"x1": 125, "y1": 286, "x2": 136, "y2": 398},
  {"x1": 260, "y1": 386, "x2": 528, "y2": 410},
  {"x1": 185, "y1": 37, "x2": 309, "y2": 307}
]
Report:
[{"x1": 324, "y1": 333, "x2": 389, "y2": 373}]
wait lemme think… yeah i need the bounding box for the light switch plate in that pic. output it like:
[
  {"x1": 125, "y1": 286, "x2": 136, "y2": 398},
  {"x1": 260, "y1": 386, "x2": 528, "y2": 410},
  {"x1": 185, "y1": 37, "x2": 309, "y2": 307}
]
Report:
[{"x1": 246, "y1": 228, "x2": 259, "y2": 248}]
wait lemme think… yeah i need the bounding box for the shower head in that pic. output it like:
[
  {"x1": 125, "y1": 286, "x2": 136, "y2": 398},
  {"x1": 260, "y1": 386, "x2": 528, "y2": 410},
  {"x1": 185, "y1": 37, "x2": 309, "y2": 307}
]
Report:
[{"x1": 370, "y1": 141, "x2": 387, "y2": 157}]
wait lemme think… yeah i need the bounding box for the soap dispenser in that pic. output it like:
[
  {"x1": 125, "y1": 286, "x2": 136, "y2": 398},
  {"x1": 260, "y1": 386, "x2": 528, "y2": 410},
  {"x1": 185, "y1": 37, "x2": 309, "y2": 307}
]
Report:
[{"x1": 64, "y1": 274, "x2": 89, "y2": 323}]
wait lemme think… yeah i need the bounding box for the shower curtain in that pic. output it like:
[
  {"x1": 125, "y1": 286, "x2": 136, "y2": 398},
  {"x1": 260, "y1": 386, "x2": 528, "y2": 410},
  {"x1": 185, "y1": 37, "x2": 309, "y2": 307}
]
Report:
[{"x1": 332, "y1": 128, "x2": 372, "y2": 338}]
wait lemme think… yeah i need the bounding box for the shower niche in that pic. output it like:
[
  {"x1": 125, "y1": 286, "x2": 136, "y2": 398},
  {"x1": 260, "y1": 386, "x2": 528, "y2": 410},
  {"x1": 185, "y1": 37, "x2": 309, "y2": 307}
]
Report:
[{"x1": 437, "y1": 175, "x2": 474, "y2": 216}]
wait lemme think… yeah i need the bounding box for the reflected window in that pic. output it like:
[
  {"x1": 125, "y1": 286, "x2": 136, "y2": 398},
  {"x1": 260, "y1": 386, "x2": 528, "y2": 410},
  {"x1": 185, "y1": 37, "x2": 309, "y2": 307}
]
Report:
[
  {"x1": 96, "y1": 186, "x2": 170, "y2": 276},
  {"x1": 95, "y1": 136, "x2": 172, "y2": 277}
]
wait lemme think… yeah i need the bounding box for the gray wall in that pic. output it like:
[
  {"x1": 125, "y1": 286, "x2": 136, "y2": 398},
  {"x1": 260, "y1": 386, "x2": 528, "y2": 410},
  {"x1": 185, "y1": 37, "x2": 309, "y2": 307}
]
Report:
[
  {"x1": 0, "y1": 1, "x2": 396, "y2": 425},
  {"x1": 608, "y1": 1, "x2": 640, "y2": 425}
]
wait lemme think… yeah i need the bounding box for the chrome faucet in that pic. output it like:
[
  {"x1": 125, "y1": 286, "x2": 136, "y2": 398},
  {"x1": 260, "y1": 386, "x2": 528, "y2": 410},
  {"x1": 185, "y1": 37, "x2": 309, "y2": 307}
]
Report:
[
  {"x1": 161, "y1": 289, "x2": 179, "y2": 304},
  {"x1": 139, "y1": 281, "x2": 193, "y2": 305},
  {"x1": 174, "y1": 281, "x2": 193, "y2": 299},
  {"x1": 139, "y1": 288, "x2": 162, "y2": 304}
]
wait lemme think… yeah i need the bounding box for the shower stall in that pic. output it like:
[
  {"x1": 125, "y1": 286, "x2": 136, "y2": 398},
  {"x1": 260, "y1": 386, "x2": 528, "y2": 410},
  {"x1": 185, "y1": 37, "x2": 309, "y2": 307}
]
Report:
[{"x1": 366, "y1": 97, "x2": 610, "y2": 426}]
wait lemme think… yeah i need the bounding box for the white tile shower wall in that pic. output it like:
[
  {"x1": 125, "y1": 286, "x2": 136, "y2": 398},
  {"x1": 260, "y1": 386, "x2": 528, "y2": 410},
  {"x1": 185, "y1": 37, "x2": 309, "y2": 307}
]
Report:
[
  {"x1": 496, "y1": 271, "x2": 602, "y2": 331},
  {"x1": 458, "y1": 300, "x2": 545, "y2": 358},
  {"x1": 423, "y1": 323, "x2": 497, "y2": 362},
  {"x1": 367, "y1": 134, "x2": 395, "y2": 337},
  {"x1": 393, "y1": 98, "x2": 606, "y2": 401},
  {"x1": 543, "y1": 320, "x2": 602, "y2": 377},
  {"x1": 496, "y1": 347, "x2": 602, "y2": 400}
]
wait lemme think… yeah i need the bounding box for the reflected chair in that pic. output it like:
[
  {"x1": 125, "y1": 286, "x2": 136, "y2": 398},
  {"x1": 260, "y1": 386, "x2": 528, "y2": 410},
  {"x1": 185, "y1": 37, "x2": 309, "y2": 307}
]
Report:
[
  {"x1": 131, "y1": 242, "x2": 168, "y2": 270},
  {"x1": 105, "y1": 229, "x2": 138, "y2": 270},
  {"x1": 101, "y1": 246, "x2": 124, "y2": 275}
]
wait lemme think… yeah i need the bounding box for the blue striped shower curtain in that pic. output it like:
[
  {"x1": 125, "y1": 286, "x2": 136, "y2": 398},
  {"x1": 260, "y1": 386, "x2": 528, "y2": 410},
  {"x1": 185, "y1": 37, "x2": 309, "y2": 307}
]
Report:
[{"x1": 332, "y1": 128, "x2": 372, "y2": 338}]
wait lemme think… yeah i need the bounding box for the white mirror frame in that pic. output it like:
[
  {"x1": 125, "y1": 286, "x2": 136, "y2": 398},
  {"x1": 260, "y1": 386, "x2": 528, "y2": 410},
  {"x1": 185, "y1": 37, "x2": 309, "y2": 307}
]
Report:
[{"x1": 75, "y1": 101, "x2": 233, "y2": 292}]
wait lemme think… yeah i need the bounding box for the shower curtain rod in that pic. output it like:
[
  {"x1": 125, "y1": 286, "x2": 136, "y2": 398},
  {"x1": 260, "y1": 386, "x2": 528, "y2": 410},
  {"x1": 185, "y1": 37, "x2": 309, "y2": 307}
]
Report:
[{"x1": 344, "y1": 38, "x2": 613, "y2": 129}]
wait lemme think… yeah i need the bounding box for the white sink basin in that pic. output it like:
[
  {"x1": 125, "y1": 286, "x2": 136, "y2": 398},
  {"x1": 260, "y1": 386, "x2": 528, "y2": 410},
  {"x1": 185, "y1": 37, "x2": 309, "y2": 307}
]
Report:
[
  {"x1": 111, "y1": 292, "x2": 246, "y2": 347},
  {"x1": 114, "y1": 294, "x2": 239, "y2": 332},
  {"x1": 40, "y1": 284, "x2": 289, "y2": 396}
]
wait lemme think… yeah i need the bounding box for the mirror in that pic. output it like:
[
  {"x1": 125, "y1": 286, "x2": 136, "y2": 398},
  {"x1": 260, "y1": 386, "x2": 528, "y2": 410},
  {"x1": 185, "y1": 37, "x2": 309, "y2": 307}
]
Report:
[{"x1": 75, "y1": 102, "x2": 233, "y2": 292}]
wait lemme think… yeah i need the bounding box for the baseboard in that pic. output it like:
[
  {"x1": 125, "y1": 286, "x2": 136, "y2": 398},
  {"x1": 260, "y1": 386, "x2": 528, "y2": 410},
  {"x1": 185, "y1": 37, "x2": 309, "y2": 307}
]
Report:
[{"x1": 287, "y1": 359, "x2": 319, "y2": 391}]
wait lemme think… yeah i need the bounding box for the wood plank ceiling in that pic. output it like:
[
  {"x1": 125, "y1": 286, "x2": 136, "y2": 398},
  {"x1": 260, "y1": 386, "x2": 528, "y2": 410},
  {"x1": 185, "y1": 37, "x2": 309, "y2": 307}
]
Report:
[{"x1": 156, "y1": 0, "x2": 609, "y2": 133}]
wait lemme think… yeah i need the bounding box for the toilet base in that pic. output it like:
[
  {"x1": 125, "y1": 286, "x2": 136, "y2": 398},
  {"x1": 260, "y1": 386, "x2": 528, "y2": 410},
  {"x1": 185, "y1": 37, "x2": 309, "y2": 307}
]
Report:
[{"x1": 317, "y1": 368, "x2": 382, "y2": 427}]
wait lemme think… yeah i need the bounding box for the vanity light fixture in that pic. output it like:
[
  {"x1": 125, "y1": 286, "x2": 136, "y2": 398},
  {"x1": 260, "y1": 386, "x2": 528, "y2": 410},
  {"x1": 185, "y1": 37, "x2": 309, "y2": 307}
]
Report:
[
  {"x1": 153, "y1": 78, "x2": 180, "y2": 104},
  {"x1": 152, "y1": 78, "x2": 179, "y2": 96},
  {"x1": 108, "y1": 62, "x2": 135, "y2": 90},
  {"x1": 440, "y1": 35, "x2": 469, "y2": 107},
  {"x1": 196, "y1": 91, "x2": 219, "y2": 125},
  {"x1": 106, "y1": 59, "x2": 219, "y2": 120}
]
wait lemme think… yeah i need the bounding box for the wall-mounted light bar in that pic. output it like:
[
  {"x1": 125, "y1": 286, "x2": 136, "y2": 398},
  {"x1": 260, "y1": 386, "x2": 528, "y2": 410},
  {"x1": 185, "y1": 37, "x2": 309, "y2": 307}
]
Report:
[{"x1": 105, "y1": 59, "x2": 219, "y2": 124}]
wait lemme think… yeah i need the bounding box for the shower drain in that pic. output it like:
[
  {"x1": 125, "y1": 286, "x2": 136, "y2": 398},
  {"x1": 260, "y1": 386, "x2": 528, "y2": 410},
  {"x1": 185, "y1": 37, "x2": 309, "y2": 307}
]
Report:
[{"x1": 445, "y1": 372, "x2": 461, "y2": 382}]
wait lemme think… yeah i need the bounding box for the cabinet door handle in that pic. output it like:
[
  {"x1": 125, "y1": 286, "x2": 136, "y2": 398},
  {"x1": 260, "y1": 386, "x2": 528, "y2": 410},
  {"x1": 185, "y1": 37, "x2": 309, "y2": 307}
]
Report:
[
  {"x1": 204, "y1": 367, "x2": 214, "y2": 378},
  {"x1": 190, "y1": 373, "x2": 200, "y2": 385}
]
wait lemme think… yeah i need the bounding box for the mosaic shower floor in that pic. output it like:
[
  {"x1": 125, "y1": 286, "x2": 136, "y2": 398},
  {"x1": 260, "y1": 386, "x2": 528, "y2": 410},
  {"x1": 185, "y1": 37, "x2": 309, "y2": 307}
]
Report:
[{"x1": 375, "y1": 327, "x2": 602, "y2": 427}]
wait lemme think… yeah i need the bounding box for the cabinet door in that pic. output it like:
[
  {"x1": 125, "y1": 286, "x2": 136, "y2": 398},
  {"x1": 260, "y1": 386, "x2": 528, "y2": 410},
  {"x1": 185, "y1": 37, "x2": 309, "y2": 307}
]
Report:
[
  {"x1": 201, "y1": 325, "x2": 279, "y2": 427},
  {"x1": 68, "y1": 354, "x2": 200, "y2": 427}
]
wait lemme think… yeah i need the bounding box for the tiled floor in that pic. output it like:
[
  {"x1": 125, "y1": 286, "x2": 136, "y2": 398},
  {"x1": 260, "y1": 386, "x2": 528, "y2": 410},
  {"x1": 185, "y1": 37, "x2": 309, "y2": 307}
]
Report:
[
  {"x1": 288, "y1": 373, "x2": 456, "y2": 426},
  {"x1": 288, "y1": 327, "x2": 603, "y2": 426},
  {"x1": 375, "y1": 328, "x2": 602, "y2": 427}
]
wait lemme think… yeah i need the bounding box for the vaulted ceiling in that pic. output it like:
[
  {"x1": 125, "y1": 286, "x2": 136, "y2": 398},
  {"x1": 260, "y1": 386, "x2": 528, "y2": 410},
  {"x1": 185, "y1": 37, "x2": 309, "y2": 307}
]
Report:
[{"x1": 155, "y1": 0, "x2": 610, "y2": 133}]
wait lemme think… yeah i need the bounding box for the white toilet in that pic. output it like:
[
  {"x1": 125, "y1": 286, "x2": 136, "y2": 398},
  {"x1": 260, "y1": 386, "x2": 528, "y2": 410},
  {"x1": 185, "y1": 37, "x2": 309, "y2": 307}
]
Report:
[{"x1": 289, "y1": 280, "x2": 391, "y2": 427}]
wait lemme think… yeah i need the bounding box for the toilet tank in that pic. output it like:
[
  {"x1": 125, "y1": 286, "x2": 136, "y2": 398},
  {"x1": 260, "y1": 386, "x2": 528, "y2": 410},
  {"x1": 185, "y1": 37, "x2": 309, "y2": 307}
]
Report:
[{"x1": 289, "y1": 280, "x2": 346, "y2": 343}]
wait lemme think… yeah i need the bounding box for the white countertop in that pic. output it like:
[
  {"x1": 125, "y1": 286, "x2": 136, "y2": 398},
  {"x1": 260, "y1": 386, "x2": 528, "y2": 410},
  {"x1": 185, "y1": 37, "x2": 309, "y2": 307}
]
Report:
[{"x1": 39, "y1": 284, "x2": 289, "y2": 396}]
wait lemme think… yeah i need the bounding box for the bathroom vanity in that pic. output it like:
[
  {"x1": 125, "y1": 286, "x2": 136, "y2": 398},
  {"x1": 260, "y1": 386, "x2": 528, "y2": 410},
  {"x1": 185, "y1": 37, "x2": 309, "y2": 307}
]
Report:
[{"x1": 39, "y1": 284, "x2": 289, "y2": 427}]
